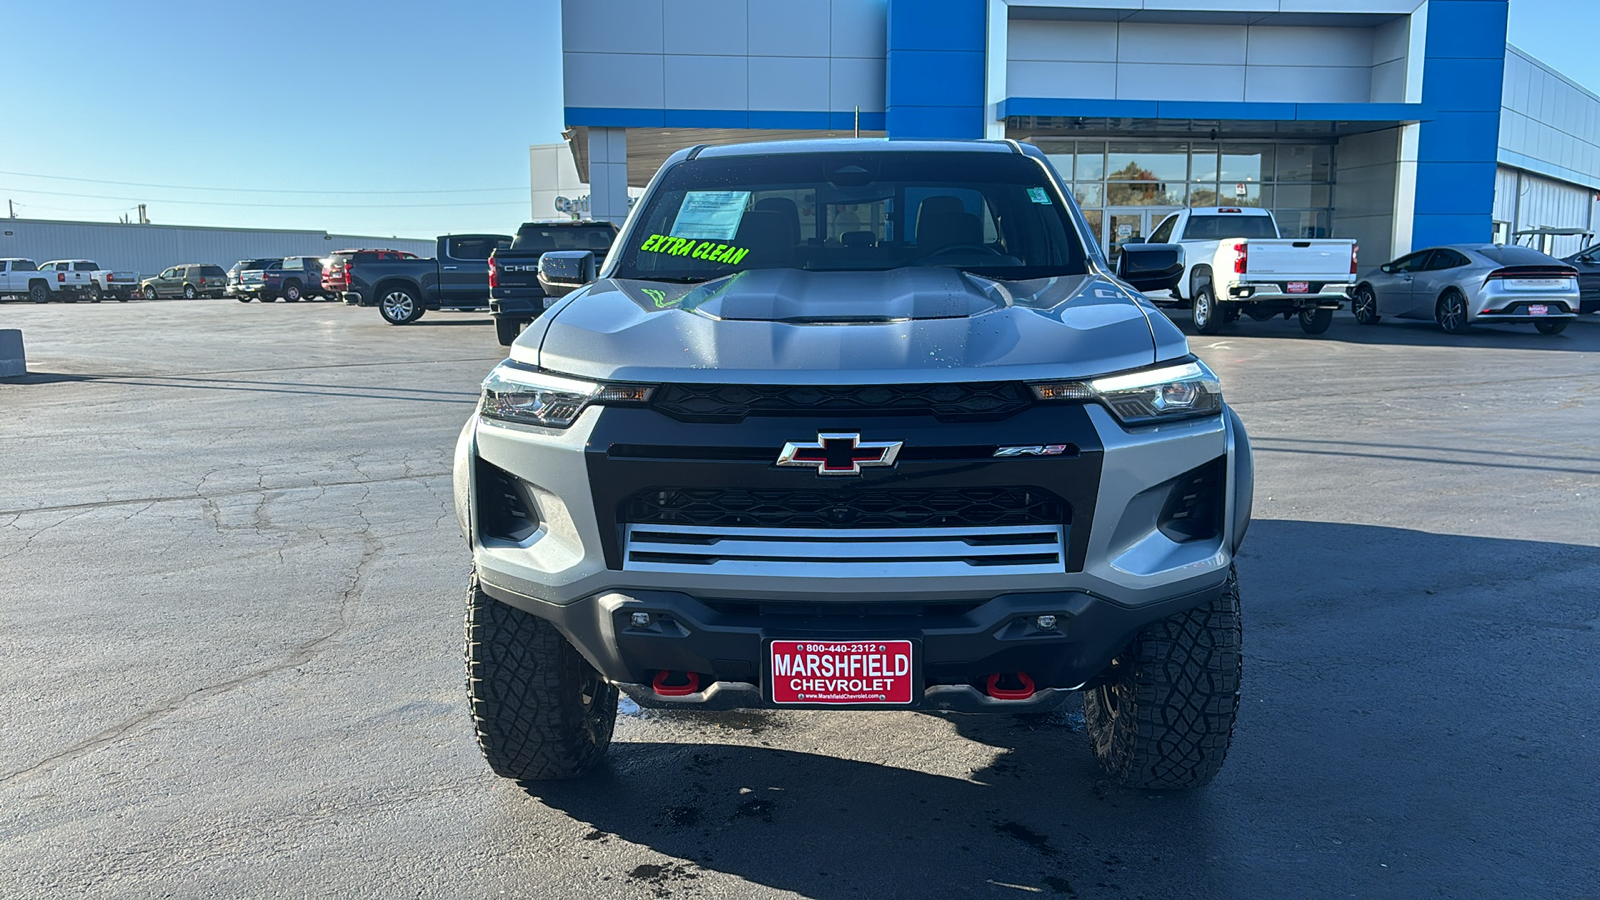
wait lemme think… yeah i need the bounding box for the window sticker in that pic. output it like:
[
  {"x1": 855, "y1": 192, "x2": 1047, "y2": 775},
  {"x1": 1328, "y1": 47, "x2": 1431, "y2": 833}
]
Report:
[
  {"x1": 640, "y1": 233, "x2": 750, "y2": 265},
  {"x1": 669, "y1": 190, "x2": 752, "y2": 240},
  {"x1": 1027, "y1": 186, "x2": 1052, "y2": 205}
]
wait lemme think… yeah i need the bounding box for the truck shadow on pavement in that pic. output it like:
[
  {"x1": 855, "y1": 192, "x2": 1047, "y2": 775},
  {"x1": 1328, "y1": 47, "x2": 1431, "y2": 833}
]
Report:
[{"x1": 523, "y1": 520, "x2": 1600, "y2": 899}]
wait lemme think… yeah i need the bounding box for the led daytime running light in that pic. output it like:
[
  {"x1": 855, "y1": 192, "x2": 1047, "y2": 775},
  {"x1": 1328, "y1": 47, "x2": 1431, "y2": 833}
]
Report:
[{"x1": 479, "y1": 364, "x2": 655, "y2": 428}]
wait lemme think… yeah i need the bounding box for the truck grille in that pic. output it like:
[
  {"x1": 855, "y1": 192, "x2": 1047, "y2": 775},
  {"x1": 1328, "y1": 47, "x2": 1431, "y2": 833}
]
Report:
[
  {"x1": 649, "y1": 382, "x2": 1033, "y2": 422},
  {"x1": 624, "y1": 487, "x2": 1066, "y2": 530},
  {"x1": 623, "y1": 524, "x2": 1066, "y2": 576}
]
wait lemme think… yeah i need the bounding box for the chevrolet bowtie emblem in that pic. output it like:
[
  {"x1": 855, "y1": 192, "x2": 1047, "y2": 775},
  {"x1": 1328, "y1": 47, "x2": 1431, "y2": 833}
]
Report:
[{"x1": 776, "y1": 433, "x2": 903, "y2": 476}]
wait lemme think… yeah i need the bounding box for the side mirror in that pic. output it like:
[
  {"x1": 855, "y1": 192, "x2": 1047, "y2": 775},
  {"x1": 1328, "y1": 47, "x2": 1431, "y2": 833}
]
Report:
[
  {"x1": 1116, "y1": 243, "x2": 1183, "y2": 293},
  {"x1": 537, "y1": 250, "x2": 597, "y2": 298},
  {"x1": 1379, "y1": 264, "x2": 1393, "y2": 274}
]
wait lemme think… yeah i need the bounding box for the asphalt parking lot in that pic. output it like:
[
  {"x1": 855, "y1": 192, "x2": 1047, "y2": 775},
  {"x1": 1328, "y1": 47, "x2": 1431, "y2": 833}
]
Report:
[{"x1": 2, "y1": 299, "x2": 1597, "y2": 898}]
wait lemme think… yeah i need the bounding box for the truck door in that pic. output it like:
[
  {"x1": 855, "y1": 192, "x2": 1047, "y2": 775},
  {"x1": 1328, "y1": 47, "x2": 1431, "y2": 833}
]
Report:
[{"x1": 439, "y1": 235, "x2": 508, "y2": 307}]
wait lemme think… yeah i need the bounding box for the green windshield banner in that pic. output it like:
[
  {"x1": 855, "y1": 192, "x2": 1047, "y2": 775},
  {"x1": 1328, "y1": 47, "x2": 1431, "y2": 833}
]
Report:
[{"x1": 640, "y1": 233, "x2": 750, "y2": 265}]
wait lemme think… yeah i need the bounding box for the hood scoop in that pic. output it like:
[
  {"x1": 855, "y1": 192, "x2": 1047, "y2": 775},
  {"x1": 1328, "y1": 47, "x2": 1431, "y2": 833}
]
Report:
[{"x1": 686, "y1": 268, "x2": 1004, "y2": 323}]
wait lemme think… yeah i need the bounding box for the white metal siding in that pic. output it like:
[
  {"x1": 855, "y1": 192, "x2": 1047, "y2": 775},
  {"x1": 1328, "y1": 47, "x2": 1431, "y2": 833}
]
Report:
[
  {"x1": 1005, "y1": 19, "x2": 1399, "y2": 104},
  {"x1": 1493, "y1": 165, "x2": 1597, "y2": 257},
  {"x1": 1500, "y1": 46, "x2": 1600, "y2": 192},
  {"x1": 0, "y1": 221, "x2": 436, "y2": 280}
]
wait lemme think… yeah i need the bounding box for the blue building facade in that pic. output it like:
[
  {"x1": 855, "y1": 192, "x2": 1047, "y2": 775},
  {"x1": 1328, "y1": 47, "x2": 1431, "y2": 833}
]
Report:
[{"x1": 559, "y1": 1, "x2": 1600, "y2": 263}]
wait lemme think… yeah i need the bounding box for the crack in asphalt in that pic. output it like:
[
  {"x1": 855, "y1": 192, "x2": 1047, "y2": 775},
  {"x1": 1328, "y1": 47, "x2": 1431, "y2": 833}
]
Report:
[
  {"x1": 0, "y1": 471, "x2": 450, "y2": 518},
  {"x1": 0, "y1": 488, "x2": 386, "y2": 788}
]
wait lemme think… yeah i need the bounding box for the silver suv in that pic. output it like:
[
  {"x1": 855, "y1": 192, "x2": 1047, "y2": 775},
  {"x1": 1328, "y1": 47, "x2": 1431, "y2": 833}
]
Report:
[{"x1": 453, "y1": 140, "x2": 1253, "y2": 791}]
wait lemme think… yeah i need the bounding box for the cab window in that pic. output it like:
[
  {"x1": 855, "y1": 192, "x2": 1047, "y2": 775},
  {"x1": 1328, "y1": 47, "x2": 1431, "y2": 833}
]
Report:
[{"x1": 1148, "y1": 214, "x2": 1177, "y2": 244}]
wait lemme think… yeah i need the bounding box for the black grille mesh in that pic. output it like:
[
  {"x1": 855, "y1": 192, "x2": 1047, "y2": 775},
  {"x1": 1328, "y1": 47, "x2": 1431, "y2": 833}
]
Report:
[
  {"x1": 649, "y1": 382, "x2": 1033, "y2": 422},
  {"x1": 624, "y1": 487, "x2": 1067, "y2": 529}
]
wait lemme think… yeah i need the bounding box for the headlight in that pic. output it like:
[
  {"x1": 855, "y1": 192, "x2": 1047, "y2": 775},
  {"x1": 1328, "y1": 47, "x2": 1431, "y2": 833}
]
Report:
[
  {"x1": 479, "y1": 363, "x2": 654, "y2": 428},
  {"x1": 1029, "y1": 360, "x2": 1222, "y2": 425}
]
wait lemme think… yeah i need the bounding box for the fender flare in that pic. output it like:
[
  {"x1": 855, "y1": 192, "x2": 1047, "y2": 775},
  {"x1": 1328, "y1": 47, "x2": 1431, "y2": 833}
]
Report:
[{"x1": 1225, "y1": 404, "x2": 1253, "y2": 553}]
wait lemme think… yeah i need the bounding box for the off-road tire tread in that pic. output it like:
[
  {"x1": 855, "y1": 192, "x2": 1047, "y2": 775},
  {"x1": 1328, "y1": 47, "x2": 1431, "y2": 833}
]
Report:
[
  {"x1": 465, "y1": 574, "x2": 616, "y2": 783},
  {"x1": 1084, "y1": 569, "x2": 1241, "y2": 790}
]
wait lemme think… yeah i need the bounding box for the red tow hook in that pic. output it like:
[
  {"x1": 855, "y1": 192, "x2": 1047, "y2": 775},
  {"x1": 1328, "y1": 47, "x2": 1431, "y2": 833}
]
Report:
[
  {"x1": 985, "y1": 672, "x2": 1036, "y2": 701},
  {"x1": 651, "y1": 670, "x2": 702, "y2": 697}
]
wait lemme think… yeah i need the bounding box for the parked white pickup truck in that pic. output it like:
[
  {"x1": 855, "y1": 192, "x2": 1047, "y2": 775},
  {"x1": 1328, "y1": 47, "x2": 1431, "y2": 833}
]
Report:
[
  {"x1": 0, "y1": 259, "x2": 56, "y2": 303},
  {"x1": 42, "y1": 259, "x2": 140, "y2": 301},
  {"x1": 1142, "y1": 207, "x2": 1357, "y2": 335}
]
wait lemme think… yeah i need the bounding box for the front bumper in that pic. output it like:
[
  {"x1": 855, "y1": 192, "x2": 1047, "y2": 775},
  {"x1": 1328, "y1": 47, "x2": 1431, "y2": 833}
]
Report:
[
  {"x1": 457, "y1": 388, "x2": 1252, "y2": 708},
  {"x1": 477, "y1": 577, "x2": 1226, "y2": 708}
]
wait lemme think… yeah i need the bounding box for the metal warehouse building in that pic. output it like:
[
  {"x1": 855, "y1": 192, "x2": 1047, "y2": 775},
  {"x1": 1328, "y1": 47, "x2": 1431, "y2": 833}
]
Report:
[
  {"x1": 0, "y1": 219, "x2": 435, "y2": 281},
  {"x1": 546, "y1": 0, "x2": 1600, "y2": 266}
]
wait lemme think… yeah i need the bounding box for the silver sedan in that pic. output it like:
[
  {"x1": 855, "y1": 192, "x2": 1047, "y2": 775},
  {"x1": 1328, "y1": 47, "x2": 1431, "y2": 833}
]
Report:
[{"x1": 1350, "y1": 244, "x2": 1579, "y2": 335}]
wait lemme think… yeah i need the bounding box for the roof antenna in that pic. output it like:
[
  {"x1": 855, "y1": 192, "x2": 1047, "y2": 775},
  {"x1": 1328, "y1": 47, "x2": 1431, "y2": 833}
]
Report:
[{"x1": 854, "y1": 106, "x2": 860, "y2": 139}]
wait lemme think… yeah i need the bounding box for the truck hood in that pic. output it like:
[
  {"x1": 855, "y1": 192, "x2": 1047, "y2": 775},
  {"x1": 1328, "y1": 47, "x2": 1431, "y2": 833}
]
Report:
[{"x1": 518, "y1": 268, "x2": 1181, "y2": 384}]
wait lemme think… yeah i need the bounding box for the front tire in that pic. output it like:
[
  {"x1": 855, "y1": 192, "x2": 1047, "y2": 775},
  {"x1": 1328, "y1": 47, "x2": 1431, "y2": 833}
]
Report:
[
  {"x1": 466, "y1": 574, "x2": 617, "y2": 783},
  {"x1": 144, "y1": 286, "x2": 158, "y2": 301},
  {"x1": 1084, "y1": 569, "x2": 1242, "y2": 790},
  {"x1": 1436, "y1": 290, "x2": 1471, "y2": 334},
  {"x1": 1535, "y1": 318, "x2": 1570, "y2": 335},
  {"x1": 1192, "y1": 281, "x2": 1223, "y2": 335},
  {"x1": 89, "y1": 284, "x2": 103, "y2": 302},
  {"x1": 495, "y1": 316, "x2": 524, "y2": 346},
  {"x1": 378, "y1": 286, "x2": 424, "y2": 324},
  {"x1": 1298, "y1": 307, "x2": 1334, "y2": 335},
  {"x1": 1351, "y1": 285, "x2": 1380, "y2": 325}
]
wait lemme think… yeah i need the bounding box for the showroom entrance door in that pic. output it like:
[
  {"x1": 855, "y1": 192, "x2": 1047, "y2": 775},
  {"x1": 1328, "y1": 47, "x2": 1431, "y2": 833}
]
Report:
[{"x1": 1104, "y1": 208, "x2": 1180, "y2": 267}]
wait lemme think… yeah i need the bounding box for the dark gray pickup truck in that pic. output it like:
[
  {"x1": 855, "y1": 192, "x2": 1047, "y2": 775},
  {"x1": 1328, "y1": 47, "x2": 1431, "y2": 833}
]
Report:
[
  {"x1": 343, "y1": 234, "x2": 511, "y2": 324},
  {"x1": 487, "y1": 221, "x2": 618, "y2": 345}
]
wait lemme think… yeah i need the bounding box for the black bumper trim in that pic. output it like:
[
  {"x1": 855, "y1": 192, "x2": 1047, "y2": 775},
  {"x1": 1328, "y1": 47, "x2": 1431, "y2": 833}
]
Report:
[{"x1": 477, "y1": 576, "x2": 1226, "y2": 711}]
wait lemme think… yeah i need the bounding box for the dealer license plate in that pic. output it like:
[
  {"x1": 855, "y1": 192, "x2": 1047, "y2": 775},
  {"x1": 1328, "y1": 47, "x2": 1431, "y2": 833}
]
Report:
[
  {"x1": 1287, "y1": 281, "x2": 1309, "y2": 293},
  {"x1": 1510, "y1": 279, "x2": 1563, "y2": 289},
  {"x1": 769, "y1": 640, "x2": 915, "y2": 705},
  {"x1": 1529, "y1": 304, "x2": 1549, "y2": 316}
]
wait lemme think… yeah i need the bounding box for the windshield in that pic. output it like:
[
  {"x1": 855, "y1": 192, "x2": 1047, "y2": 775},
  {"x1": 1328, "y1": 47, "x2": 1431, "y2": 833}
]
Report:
[
  {"x1": 511, "y1": 224, "x2": 616, "y2": 253},
  {"x1": 612, "y1": 151, "x2": 1089, "y2": 282}
]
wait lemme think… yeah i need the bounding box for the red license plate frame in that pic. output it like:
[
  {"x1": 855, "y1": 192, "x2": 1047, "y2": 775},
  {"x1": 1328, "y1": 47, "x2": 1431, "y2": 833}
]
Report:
[
  {"x1": 1287, "y1": 281, "x2": 1310, "y2": 294},
  {"x1": 768, "y1": 640, "x2": 916, "y2": 706}
]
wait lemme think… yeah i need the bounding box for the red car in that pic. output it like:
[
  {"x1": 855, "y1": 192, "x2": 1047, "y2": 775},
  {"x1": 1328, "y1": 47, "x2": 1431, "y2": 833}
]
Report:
[{"x1": 321, "y1": 248, "x2": 418, "y2": 300}]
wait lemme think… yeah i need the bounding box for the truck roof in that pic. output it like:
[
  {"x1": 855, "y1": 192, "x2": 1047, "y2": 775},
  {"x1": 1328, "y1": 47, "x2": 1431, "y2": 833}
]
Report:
[
  {"x1": 1189, "y1": 207, "x2": 1272, "y2": 216},
  {"x1": 694, "y1": 138, "x2": 1022, "y2": 160},
  {"x1": 516, "y1": 220, "x2": 614, "y2": 229}
]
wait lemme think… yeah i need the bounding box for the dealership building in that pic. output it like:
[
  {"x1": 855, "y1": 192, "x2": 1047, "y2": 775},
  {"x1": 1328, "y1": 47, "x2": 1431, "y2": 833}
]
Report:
[{"x1": 549, "y1": 0, "x2": 1600, "y2": 265}]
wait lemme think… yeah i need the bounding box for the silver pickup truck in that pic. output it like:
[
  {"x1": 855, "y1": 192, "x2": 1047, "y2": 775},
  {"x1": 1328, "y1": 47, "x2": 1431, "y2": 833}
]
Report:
[{"x1": 452, "y1": 139, "x2": 1253, "y2": 792}]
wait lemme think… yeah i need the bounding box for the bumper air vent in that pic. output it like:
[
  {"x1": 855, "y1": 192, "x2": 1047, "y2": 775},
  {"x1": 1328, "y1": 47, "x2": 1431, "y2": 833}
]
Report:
[
  {"x1": 1157, "y1": 455, "x2": 1227, "y2": 543},
  {"x1": 476, "y1": 459, "x2": 541, "y2": 543}
]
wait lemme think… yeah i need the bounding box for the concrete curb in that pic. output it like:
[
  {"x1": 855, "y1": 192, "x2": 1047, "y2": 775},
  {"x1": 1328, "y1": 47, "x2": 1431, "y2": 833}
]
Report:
[{"x1": 0, "y1": 329, "x2": 26, "y2": 377}]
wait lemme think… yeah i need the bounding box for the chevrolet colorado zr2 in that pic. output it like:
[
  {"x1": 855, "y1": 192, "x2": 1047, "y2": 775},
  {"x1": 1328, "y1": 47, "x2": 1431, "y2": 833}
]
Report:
[{"x1": 452, "y1": 139, "x2": 1253, "y2": 791}]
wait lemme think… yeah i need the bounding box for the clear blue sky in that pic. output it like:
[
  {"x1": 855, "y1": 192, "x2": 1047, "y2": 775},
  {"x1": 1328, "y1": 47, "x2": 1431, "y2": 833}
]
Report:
[{"x1": 0, "y1": 0, "x2": 1591, "y2": 238}]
